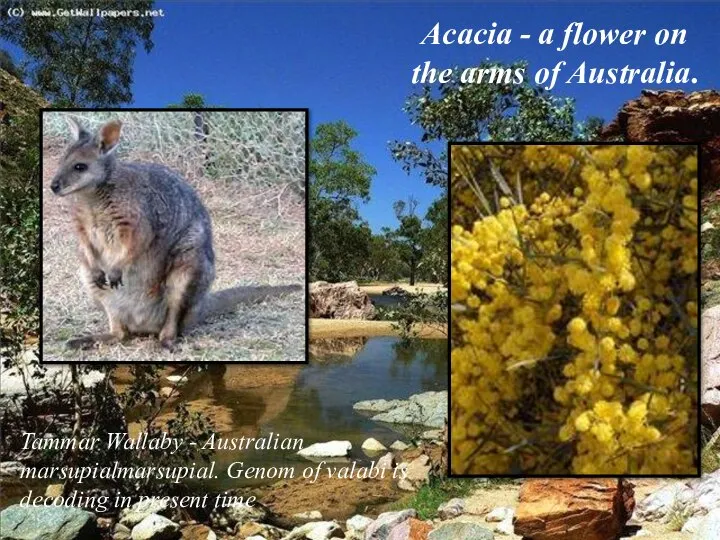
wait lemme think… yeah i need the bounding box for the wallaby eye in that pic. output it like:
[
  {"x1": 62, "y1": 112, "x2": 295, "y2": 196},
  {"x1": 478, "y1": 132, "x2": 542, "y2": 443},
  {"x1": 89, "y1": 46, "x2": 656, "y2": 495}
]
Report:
[{"x1": 74, "y1": 163, "x2": 88, "y2": 172}]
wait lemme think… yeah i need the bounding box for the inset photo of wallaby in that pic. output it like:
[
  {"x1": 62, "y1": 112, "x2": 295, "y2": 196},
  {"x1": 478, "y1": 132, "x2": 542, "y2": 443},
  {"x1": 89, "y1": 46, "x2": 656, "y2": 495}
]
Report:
[{"x1": 41, "y1": 110, "x2": 307, "y2": 363}]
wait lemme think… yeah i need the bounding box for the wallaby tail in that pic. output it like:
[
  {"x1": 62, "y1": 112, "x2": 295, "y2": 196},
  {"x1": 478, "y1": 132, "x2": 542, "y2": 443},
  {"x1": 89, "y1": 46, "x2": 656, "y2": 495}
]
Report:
[{"x1": 198, "y1": 284, "x2": 302, "y2": 324}]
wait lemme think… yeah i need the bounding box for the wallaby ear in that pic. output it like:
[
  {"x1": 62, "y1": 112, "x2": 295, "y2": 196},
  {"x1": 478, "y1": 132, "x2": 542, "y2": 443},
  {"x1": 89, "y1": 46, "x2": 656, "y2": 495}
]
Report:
[
  {"x1": 65, "y1": 116, "x2": 89, "y2": 141},
  {"x1": 96, "y1": 120, "x2": 122, "y2": 155}
]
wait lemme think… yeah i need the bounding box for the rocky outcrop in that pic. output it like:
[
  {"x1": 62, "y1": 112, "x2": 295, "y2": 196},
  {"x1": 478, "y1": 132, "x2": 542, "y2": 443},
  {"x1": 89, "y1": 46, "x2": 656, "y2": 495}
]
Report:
[
  {"x1": 513, "y1": 478, "x2": 634, "y2": 540},
  {"x1": 703, "y1": 306, "x2": 720, "y2": 425},
  {"x1": 0, "y1": 505, "x2": 98, "y2": 540},
  {"x1": 601, "y1": 89, "x2": 720, "y2": 192},
  {"x1": 309, "y1": 281, "x2": 375, "y2": 319},
  {"x1": 634, "y1": 470, "x2": 720, "y2": 522},
  {"x1": 354, "y1": 391, "x2": 448, "y2": 428}
]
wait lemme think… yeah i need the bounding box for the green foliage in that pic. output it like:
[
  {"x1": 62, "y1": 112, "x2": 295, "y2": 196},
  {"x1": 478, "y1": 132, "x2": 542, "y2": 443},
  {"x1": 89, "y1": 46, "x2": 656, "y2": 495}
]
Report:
[
  {"x1": 310, "y1": 121, "x2": 373, "y2": 203},
  {"x1": 0, "y1": 79, "x2": 42, "y2": 363},
  {"x1": 390, "y1": 60, "x2": 595, "y2": 189},
  {"x1": 168, "y1": 93, "x2": 210, "y2": 108},
  {"x1": 419, "y1": 196, "x2": 448, "y2": 284},
  {"x1": 361, "y1": 232, "x2": 406, "y2": 282},
  {"x1": 392, "y1": 198, "x2": 424, "y2": 286},
  {"x1": 382, "y1": 59, "x2": 605, "y2": 298},
  {"x1": 702, "y1": 425, "x2": 720, "y2": 474},
  {"x1": 390, "y1": 477, "x2": 477, "y2": 520},
  {"x1": 385, "y1": 291, "x2": 448, "y2": 341},
  {"x1": 310, "y1": 121, "x2": 376, "y2": 281},
  {"x1": 0, "y1": 0, "x2": 154, "y2": 106}
]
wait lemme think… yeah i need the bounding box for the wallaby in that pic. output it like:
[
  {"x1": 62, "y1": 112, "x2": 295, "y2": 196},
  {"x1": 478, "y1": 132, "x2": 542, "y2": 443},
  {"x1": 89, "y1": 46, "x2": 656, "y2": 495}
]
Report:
[{"x1": 50, "y1": 117, "x2": 301, "y2": 351}]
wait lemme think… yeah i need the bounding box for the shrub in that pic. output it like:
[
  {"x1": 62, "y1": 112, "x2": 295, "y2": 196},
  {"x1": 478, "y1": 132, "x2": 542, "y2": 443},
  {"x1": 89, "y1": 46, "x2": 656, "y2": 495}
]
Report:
[{"x1": 451, "y1": 145, "x2": 698, "y2": 474}]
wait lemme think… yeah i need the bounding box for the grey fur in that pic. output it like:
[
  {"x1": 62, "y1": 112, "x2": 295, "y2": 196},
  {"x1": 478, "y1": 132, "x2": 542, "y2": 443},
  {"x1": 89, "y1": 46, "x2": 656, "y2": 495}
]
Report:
[{"x1": 50, "y1": 118, "x2": 300, "y2": 351}]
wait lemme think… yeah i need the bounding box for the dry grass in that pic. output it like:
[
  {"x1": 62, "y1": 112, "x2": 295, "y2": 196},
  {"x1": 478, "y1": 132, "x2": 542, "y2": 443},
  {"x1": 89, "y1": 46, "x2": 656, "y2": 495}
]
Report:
[{"x1": 42, "y1": 137, "x2": 306, "y2": 363}]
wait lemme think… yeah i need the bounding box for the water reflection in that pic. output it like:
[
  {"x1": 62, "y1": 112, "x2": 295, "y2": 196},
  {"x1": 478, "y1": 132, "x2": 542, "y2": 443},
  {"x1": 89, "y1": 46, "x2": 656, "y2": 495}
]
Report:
[{"x1": 178, "y1": 337, "x2": 447, "y2": 490}]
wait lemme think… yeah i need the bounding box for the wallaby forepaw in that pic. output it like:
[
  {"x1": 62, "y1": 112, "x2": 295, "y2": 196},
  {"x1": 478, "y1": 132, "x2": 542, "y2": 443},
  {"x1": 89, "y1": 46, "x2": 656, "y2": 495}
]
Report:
[
  {"x1": 107, "y1": 269, "x2": 123, "y2": 289},
  {"x1": 91, "y1": 269, "x2": 108, "y2": 290},
  {"x1": 160, "y1": 338, "x2": 176, "y2": 352}
]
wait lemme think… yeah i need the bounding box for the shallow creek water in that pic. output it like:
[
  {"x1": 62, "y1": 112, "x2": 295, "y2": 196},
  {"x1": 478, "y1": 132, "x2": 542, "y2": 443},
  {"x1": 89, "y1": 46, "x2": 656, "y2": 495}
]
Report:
[
  {"x1": 0, "y1": 337, "x2": 447, "y2": 507},
  {"x1": 172, "y1": 336, "x2": 448, "y2": 492}
]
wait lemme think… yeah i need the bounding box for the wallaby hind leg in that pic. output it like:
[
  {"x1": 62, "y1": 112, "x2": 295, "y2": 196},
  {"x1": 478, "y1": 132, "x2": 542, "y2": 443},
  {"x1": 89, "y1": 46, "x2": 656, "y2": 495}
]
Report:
[{"x1": 158, "y1": 256, "x2": 210, "y2": 351}]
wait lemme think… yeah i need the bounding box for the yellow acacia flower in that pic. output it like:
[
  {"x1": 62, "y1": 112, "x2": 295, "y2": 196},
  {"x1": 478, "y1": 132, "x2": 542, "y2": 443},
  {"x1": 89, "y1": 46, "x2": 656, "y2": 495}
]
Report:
[{"x1": 451, "y1": 144, "x2": 697, "y2": 476}]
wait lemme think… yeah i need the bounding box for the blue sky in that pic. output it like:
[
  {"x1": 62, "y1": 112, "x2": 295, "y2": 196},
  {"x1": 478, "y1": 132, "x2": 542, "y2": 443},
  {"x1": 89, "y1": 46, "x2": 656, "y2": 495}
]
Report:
[{"x1": 5, "y1": 2, "x2": 719, "y2": 231}]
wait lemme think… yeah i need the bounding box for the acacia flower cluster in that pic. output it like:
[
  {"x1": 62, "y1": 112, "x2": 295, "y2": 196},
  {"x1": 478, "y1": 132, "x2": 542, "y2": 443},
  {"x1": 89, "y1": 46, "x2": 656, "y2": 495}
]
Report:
[{"x1": 451, "y1": 144, "x2": 698, "y2": 475}]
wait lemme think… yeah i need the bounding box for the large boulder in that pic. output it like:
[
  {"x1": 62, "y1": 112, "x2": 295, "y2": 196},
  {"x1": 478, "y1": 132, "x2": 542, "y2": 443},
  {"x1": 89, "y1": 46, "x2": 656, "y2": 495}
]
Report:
[
  {"x1": 703, "y1": 306, "x2": 720, "y2": 425},
  {"x1": 354, "y1": 392, "x2": 447, "y2": 428},
  {"x1": 513, "y1": 478, "x2": 634, "y2": 540},
  {"x1": 601, "y1": 89, "x2": 720, "y2": 192},
  {"x1": 634, "y1": 470, "x2": 720, "y2": 522},
  {"x1": 309, "y1": 281, "x2": 375, "y2": 319},
  {"x1": 0, "y1": 505, "x2": 98, "y2": 540}
]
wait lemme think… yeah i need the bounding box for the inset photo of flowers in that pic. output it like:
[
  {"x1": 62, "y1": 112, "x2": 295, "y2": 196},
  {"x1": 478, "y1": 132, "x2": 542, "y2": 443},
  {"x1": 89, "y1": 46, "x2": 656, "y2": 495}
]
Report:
[{"x1": 449, "y1": 144, "x2": 699, "y2": 476}]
